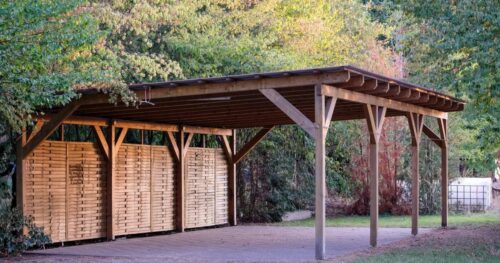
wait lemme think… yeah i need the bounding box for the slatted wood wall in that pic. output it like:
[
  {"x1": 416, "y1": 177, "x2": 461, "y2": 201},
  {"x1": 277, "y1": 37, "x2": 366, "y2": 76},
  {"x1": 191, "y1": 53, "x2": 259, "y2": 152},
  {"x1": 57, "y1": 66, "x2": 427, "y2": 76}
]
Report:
[
  {"x1": 185, "y1": 147, "x2": 228, "y2": 228},
  {"x1": 25, "y1": 141, "x2": 107, "y2": 242},
  {"x1": 24, "y1": 139, "x2": 228, "y2": 242},
  {"x1": 115, "y1": 144, "x2": 176, "y2": 235}
]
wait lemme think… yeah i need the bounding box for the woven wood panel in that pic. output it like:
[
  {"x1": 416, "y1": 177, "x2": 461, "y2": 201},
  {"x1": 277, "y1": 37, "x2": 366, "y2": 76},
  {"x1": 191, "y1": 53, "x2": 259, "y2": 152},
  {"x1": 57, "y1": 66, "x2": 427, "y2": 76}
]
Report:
[
  {"x1": 185, "y1": 148, "x2": 228, "y2": 228},
  {"x1": 115, "y1": 144, "x2": 175, "y2": 235},
  {"x1": 25, "y1": 141, "x2": 107, "y2": 242}
]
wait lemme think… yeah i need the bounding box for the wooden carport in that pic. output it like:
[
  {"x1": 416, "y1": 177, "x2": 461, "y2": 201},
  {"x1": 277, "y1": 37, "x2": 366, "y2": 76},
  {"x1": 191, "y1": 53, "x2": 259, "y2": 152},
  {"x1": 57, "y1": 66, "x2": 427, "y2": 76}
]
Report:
[{"x1": 17, "y1": 65, "x2": 464, "y2": 260}]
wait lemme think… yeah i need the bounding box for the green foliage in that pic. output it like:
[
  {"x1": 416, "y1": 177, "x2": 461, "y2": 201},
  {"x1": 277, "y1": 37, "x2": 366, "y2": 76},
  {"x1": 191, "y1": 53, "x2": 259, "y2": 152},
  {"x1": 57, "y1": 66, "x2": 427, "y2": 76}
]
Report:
[
  {"x1": 388, "y1": 0, "x2": 500, "y2": 172},
  {"x1": 0, "y1": 207, "x2": 51, "y2": 257}
]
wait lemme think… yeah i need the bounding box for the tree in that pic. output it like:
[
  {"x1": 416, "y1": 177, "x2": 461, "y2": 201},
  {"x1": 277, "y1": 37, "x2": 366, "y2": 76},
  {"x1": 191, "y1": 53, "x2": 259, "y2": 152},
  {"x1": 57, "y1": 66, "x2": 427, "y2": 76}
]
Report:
[
  {"x1": 0, "y1": 0, "x2": 139, "y2": 173},
  {"x1": 388, "y1": 0, "x2": 499, "y2": 172}
]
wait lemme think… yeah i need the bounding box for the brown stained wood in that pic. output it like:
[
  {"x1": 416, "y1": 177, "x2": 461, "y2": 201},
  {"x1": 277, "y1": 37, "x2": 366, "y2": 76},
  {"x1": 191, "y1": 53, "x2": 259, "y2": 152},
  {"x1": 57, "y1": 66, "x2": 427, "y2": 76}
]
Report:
[
  {"x1": 406, "y1": 113, "x2": 424, "y2": 236},
  {"x1": 228, "y1": 130, "x2": 237, "y2": 226},
  {"x1": 183, "y1": 133, "x2": 193, "y2": 159},
  {"x1": 383, "y1": 84, "x2": 400, "y2": 97},
  {"x1": 422, "y1": 125, "x2": 443, "y2": 148},
  {"x1": 93, "y1": 125, "x2": 110, "y2": 159},
  {"x1": 107, "y1": 123, "x2": 116, "y2": 240},
  {"x1": 400, "y1": 90, "x2": 421, "y2": 102},
  {"x1": 336, "y1": 75, "x2": 365, "y2": 88},
  {"x1": 407, "y1": 113, "x2": 425, "y2": 146},
  {"x1": 220, "y1": 135, "x2": 232, "y2": 162},
  {"x1": 183, "y1": 126, "x2": 232, "y2": 136},
  {"x1": 365, "y1": 83, "x2": 390, "y2": 95},
  {"x1": 79, "y1": 88, "x2": 314, "y2": 115},
  {"x1": 363, "y1": 104, "x2": 386, "y2": 247},
  {"x1": 260, "y1": 88, "x2": 315, "y2": 137},
  {"x1": 115, "y1": 120, "x2": 177, "y2": 132},
  {"x1": 437, "y1": 118, "x2": 448, "y2": 227},
  {"x1": 324, "y1": 97, "x2": 337, "y2": 130},
  {"x1": 364, "y1": 105, "x2": 387, "y2": 144},
  {"x1": 322, "y1": 85, "x2": 448, "y2": 119},
  {"x1": 27, "y1": 121, "x2": 44, "y2": 143},
  {"x1": 113, "y1": 127, "x2": 129, "y2": 157},
  {"x1": 23, "y1": 99, "x2": 83, "y2": 158},
  {"x1": 176, "y1": 127, "x2": 186, "y2": 232},
  {"x1": 233, "y1": 127, "x2": 273, "y2": 164},
  {"x1": 166, "y1": 131, "x2": 179, "y2": 162},
  {"x1": 352, "y1": 78, "x2": 377, "y2": 92},
  {"x1": 314, "y1": 84, "x2": 327, "y2": 260}
]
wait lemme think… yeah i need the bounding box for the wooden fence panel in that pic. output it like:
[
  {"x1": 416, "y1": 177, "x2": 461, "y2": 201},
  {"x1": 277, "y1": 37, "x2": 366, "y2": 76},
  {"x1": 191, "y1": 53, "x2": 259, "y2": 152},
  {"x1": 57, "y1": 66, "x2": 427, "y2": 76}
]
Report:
[
  {"x1": 25, "y1": 141, "x2": 107, "y2": 242},
  {"x1": 66, "y1": 143, "x2": 107, "y2": 241},
  {"x1": 185, "y1": 148, "x2": 228, "y2": 228},
  {"x1": 150, "y1": 146, "x2": 176, "y2": 232},
  {"x1": 115, "y1": 144, "x2": 176, "y2": 235},
  {"x1": 115, "y1": 144, "x2": 151, "y2": 235}
]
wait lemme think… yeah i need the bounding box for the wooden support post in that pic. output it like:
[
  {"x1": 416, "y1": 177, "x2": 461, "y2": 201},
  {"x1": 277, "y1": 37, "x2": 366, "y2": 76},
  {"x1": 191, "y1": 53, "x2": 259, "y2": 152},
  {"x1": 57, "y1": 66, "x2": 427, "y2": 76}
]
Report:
[
  {"x1": 407, "y1": 113, "x2": 424, "y2": 236},
  {"x1": 438, "y1": 119, "x2": 448, "y2": 227},
  {"x1": 176, "y1": 127, "x2": 186, "y2": 232},
  {"x1": 421, "y1": 118, "x2": 448, "y2": 228},
  {"x1": 16, "y1": 131, "x2": 27, "y2": 212},
  {"x1": 228, "y1": 130, "x2": 237, "y2": 226},
  {"x1": 364, "y1": 104, "x2": 386, "y2": 247},
  {"x1": 314, "y1": 85, "x2": 327, "y2": 260},
  {"x1": 106, "y1": 122, "x2": 116, "y2": 240}
]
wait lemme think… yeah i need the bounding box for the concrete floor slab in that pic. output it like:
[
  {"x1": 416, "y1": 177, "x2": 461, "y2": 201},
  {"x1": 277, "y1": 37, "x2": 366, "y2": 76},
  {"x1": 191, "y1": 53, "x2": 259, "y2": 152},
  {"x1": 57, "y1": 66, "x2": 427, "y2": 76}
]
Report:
[{"x1": 30, "y1": 226, "x2": 431, "y2": 262}]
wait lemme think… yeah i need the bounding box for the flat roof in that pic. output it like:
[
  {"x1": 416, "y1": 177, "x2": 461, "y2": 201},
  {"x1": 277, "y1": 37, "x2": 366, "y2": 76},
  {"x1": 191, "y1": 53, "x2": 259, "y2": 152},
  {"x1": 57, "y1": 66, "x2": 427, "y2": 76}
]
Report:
[{"x1": 51, "y1": 65, "x2": 465, "y2": 129}]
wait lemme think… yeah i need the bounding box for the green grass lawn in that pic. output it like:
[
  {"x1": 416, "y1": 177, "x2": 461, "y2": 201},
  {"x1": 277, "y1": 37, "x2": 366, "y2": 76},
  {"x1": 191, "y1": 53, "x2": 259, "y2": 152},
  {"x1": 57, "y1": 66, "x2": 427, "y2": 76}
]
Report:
[{"x1": 277, "y1": 212, "x2": 500, "y2": 228}]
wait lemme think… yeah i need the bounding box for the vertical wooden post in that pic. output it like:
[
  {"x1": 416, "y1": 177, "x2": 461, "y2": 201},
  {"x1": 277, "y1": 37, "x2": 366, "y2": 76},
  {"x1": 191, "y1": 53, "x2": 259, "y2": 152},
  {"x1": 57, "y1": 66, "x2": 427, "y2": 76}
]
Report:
[
  {"x1": 176, "y1": 127, "x2": 185, "y2": 232},
  {"x1": 410, "y1": 143, "x2": 419, "y2": 235},
  {"x1": 369, "y1": 140, "x2": 379, "y2": 245},
  {"x1": 438, "y1": 119, "x2": 448, "y2": 227},
  {"x1": 407, "y1": 113, "x2": 424, "y2": 235},
  {"x1": 314, "y1": 84, "x2": 326, "y2": 260},
  {"x1": 228, "y1": 129, "x2": 237, "y2": 226},
  {"x1": 106, "y1": 122, "x2": 116, "y2": 240},
  {"x1": 16, "y1": 131, "x2": 27, "y2": 212},
  {"x1": 364, "y1": 105, "x2": 386, "y2": 247}
]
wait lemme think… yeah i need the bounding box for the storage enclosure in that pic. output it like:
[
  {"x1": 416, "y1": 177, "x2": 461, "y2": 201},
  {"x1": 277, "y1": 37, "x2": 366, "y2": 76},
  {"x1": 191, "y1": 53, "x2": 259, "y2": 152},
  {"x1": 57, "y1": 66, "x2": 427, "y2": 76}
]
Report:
[{"x1": 22, "y1": 124, "x2": 231, "y2": 242}]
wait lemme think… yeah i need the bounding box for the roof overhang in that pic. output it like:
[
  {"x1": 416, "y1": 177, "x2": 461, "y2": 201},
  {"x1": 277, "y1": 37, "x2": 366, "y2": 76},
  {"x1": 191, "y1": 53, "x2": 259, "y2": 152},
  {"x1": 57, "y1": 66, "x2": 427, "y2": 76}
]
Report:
[{"x1": 45, "y1": 65, "x2": 465, "y2": 129}]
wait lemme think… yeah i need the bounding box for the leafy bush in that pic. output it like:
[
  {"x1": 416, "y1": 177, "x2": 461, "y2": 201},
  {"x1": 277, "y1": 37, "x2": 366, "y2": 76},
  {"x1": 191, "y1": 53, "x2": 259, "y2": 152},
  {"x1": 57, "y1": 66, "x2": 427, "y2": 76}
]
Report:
[{"x1": 0, "y1": 207, "x2": 51, "y2": 257}]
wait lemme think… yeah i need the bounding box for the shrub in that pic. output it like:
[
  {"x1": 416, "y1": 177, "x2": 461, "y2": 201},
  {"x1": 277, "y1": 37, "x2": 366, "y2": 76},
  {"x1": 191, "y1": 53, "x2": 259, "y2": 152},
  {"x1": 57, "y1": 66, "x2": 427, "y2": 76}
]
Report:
[{"x1": 0, "y1": 207, "x2": 51, "y2": 257}]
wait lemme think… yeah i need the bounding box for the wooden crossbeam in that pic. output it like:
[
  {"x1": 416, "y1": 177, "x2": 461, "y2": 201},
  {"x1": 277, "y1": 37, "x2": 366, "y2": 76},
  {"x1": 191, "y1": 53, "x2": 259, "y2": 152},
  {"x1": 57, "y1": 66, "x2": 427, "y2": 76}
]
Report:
[
  {"x1": 23, "y1": 99, "x2": 83, "y2": 158},
  {"x1": 233, "y1": 127, "x2": 273, "y2": 164},
  {"x1": 220, "y1": 135, "x2": 233, "y2": 162},
  {"x1": 260, "y1": 88, "x2": 315, "y2": 137},
  {"x1": 113, "y1": 127, "x2": 128, "y2": 157},
  {"x1": 324, "y1": 97, "x2": 337, "y2": 129},
  {"x1": 407, "y1": 113, "x2": 424, "y2": 146},
  {"x1": 38, "y1": 115, "x2": 232, "y2": 135},
  {"x1": 364, "y1": 105, "x2": 386, "y2": 144},
  {"x1": 93, "y1": 125, "x2": 110, "y2": 159},
  {"x1": 422, "y1": 125, "x2": 443, "y2": 148},
  {"x1": 321, "y1": 85, "x2": 447, "y2": 119},
  {"x1": 183, "y1": 133, "x2": 193, "y2": 159},
  {"x1": 166, "y1": 131, "x2": 179, "y2": 161},
  {"x1": 27, "y1": 121, "x2": 44, "y2": 143}
]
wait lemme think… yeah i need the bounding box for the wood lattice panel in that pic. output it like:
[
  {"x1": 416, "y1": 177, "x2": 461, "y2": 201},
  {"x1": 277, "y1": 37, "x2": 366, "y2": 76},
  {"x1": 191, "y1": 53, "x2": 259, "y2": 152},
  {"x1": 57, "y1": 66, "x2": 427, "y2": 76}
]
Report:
[
  {"x1": 185, "y1": 148, "x2": 228, "y2": 228},
  {"x1": 25, "y1": 141, "x2": 107, "y2": 242},
  {"x1": 115, "y1": 144, "x2": 175, "y2": 235}
]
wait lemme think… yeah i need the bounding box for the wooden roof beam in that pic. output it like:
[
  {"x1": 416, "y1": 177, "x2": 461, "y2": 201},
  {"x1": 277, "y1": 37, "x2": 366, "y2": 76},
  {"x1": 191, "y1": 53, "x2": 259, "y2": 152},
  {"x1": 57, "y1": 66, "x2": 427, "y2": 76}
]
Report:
[
  {"x1": 85, "y1": 71, "x2": 352, "y2": 105},
  {"x1": 321, "y1": 85, "x2": 447, "y2": 119}
]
